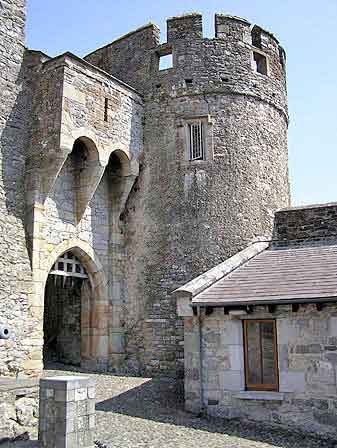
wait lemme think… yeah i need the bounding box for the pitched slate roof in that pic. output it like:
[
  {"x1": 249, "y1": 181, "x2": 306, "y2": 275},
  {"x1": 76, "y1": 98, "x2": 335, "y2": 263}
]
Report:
[{"x1": 192, "y1": 243, "x2": 337, "y2": 307}]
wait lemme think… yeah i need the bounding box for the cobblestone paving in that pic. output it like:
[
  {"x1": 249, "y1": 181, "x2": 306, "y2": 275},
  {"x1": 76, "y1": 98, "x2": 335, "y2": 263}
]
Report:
[{"x1": 39, "y1": 366, "x2": 336, "y2": 448}]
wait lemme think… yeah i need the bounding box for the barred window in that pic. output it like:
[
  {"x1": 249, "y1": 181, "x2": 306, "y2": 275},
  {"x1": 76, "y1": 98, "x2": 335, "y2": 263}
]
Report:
[{"x1": 188, "y1": 121, "x2": 204, "y2": 161}]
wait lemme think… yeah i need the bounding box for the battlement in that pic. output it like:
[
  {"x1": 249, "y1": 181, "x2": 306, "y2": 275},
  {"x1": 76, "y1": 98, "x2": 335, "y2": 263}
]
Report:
[
  {"x1": 167, "y1": 13, "x2": 203, "y2": 41},
  {"x1": 84, "y1": 12, "x2": 287, "y2": 107},
  {"x1": 164, "y1": 12, "x2": 281, "y2": 47},
  {"x1": 85, "y1": 12, "x2": 284, "y2": 66}
]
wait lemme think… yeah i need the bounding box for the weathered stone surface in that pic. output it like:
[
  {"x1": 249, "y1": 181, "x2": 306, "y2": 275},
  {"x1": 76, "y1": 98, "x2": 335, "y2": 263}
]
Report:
[
  {"x1": 15, "y1": 398, "x2": 38, "y2": 427},
  {"x1": 0, "y1": 381, "x2": 39, "y2": 440},
  {"x1": 0, "y1": 0, "x2": 35, "y2": 378},
  {"x1": 273, "y1": 202, "x2": 337, "y2": 246}
]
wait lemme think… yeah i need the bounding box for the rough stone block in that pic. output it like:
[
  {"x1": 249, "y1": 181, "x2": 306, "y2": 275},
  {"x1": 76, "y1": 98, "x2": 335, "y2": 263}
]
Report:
[{"x1": 75, "y1": 388, "x2": 87, "y2": 401}]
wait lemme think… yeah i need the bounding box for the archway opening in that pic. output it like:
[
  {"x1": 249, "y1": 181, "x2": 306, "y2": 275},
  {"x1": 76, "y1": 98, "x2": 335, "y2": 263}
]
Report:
[{"x1": 43, "y1": 250, "x2": 91, "y2": 367}]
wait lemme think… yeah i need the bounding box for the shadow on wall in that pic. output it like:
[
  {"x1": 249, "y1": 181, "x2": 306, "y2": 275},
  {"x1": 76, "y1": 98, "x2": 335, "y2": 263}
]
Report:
[
  {"x1": 96, "y1": 379, "x2": 334, "y2": 448},
  {"x1": 0, "y1": 50, "x2": 32, "y2": 262},
  {"x1": 0, "y1": 51, "x2": 30, "y2": 221}
]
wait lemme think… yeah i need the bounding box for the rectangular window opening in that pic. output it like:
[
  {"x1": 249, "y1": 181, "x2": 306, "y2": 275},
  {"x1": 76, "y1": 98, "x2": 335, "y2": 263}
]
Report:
[
  {"x1": 188, "y1": 121, "x2": 204, "y2": 161},
  {"x1": 104, "y1": 98, "x2": 109, "y2": 122},
  {"x1": 251, "y1": 27, "x2": 262, "y2": 49},
  {"x1": 243, "y1": 319, "x2": 278, "y2": 391},
  {"x1": 159, "y1": 53, "x2": 173, "y2": 71},
  {"x1": 253, "y1": 52, "x2": 268, "y2": 75}
]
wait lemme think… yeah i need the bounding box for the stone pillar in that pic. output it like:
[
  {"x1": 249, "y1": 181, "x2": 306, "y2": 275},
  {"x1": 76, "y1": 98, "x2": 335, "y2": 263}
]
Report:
[{"x1": 39, "y1": 376, "x2": 96, "y2": 448}]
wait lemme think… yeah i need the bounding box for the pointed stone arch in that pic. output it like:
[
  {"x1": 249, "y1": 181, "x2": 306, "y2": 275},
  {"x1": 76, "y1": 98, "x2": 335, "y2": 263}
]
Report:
[
  {"x1": 41, "y1": 239, "x2": 110, "y2": 370},
  {"x1": 102, "y1": 147, "x2": 139, "y2": 230}
]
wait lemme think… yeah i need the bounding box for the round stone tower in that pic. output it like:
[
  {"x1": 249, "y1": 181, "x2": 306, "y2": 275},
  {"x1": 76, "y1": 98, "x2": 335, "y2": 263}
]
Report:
[
  {"x1": 85, "y1": 12, "x2": 290, "y2": 377},
  {"x1": 139, "y1": 13, "x2": 290, "y2": 375}
]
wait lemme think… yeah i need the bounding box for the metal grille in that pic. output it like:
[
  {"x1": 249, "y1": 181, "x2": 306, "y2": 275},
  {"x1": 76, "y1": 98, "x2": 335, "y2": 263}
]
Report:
[
  {"x1": 50, "y1": 251, "x2": 88, "y2": 279},
  {"x1": 189, "y1": 122, "x2": 204, "y2": 160}
]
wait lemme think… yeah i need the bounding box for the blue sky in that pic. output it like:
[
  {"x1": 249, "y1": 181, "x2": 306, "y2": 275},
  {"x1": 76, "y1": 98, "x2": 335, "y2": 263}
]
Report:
[{"x1": 26, "y1": 0, "x2": 337, "y2": 206}]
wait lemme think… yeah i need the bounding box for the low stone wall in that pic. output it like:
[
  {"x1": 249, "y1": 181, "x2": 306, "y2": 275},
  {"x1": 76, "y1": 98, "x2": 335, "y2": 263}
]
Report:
[
  {"x1": 184, "y1": 304, "x2": 337, "y2": 437},
  {"x1": 0, "y1": 379, "x2": 39, "y2": 441}
]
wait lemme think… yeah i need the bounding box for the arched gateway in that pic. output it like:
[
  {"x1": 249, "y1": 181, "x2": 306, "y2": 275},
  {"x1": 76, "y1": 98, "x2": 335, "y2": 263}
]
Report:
[{"x1": 41, "y1": 242, "x2": 109, "y2": 370}]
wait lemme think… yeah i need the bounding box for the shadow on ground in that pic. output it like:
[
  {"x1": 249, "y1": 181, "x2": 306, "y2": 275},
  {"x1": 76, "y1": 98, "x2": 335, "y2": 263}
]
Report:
[
  {"x1": 43, "y1": 363, "x2": 336, "y2": 448},
  {"x1": 95, "y1": 378, "x2": 336, "y2": 448}
]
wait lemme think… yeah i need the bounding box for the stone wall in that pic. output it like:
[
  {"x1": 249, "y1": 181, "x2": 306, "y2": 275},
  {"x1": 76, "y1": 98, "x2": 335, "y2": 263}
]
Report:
[
  {"x1": 85, "y1": 24, "x2": 160, "y2": 93},
  {"x1": 0, "y1": 0, "x2": 38, "y2": 376},
  {"x1": 90, "y1": 14, "x2": 290, "y2": 376},
  {"x1": 274, "y1": 202, "x2": 337, "y2": 246},
  {"x1": 0, "y1": 379, "x2": 39, "y2": 441},
  {"x1": 184, "y1": 305, "x2": 337, "y2": 436}
]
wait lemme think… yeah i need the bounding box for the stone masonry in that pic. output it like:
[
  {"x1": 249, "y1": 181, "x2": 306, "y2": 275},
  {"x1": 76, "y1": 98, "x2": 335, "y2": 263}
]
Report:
[
  {"x1": 39, "y1": 376, "x2": 96, "y2": 448},
  {"x1": 0, "y1": 2, "x2": 290, "y2": 379},
  {"x1": 0, "y1": 0, "x2": 35, "y2": 376}
]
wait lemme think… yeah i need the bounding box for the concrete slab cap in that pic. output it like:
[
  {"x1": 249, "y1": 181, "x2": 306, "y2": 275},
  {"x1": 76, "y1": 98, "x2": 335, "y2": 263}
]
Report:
[{"x1": 40, "y1": 376, "x2": 95, "y2": 390}]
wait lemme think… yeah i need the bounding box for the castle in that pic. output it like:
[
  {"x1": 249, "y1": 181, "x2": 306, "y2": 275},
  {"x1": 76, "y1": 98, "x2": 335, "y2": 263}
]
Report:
[{"x1": 0, "y1": 1, "x2": 289, "y2": 377}]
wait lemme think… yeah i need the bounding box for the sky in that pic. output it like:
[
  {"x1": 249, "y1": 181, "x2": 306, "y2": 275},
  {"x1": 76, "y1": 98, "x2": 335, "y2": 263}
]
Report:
[{"x1": 26, "y1": 0, "x2": 337, "y2": 206}]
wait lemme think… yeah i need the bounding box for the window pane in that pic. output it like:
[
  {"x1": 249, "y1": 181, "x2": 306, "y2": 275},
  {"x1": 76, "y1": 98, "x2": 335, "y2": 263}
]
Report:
[
  {"x1": 261, "y1": 322, "x2": 276, "y2": 385},
  {"x1": 246, "y1": 321, "x2": 262, "y2": 385}
]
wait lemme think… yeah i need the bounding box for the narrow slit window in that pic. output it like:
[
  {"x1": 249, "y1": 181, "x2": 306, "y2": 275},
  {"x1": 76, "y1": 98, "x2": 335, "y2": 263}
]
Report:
[
  {"x1": 104, "y1": 98, "x2": 109, "y2": 122},
  {"x1": 243, "y1": 320, "x2": 278, "y2": 391},
  {"x1": 159, "y1": 53, "x2": 173, "y2": 71},
  {"x1": 253, "y1": 52, "x2": 268, "y2": 75},
  {"x1": 189, "y1": 122, "x2": 204, "y2": 161}
]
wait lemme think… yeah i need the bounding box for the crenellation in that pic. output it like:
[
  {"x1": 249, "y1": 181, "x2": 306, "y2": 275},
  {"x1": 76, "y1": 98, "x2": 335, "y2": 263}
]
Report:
[{"x1": 167, "y1": 13, "x2": 203, "y2": 42}]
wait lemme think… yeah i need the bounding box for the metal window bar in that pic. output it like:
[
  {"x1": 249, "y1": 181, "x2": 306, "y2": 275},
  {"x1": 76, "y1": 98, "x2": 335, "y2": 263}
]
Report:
[
  {"x1": 189, "y1": 122, "x2": 204, "y2": 160},
  {"x1": 50, "y1": 251, "x2": 88, "y2": 279}
]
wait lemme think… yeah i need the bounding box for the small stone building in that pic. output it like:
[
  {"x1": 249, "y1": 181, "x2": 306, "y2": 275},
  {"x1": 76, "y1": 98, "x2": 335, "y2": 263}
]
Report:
[{"x1": 176, "y1": 203, "x2": 337, "y2": 436}]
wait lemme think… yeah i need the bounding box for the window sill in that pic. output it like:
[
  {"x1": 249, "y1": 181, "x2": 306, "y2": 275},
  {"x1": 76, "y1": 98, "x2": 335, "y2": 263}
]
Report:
[{"x1": 234, "y1": 391, "x2": 284, "y2": 401}]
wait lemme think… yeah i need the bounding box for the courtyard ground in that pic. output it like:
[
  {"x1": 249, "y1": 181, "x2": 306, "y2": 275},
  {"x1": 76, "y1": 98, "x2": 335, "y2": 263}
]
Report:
[{"x1": 14, "y1": 365, "x2": 337, "y2": 448}]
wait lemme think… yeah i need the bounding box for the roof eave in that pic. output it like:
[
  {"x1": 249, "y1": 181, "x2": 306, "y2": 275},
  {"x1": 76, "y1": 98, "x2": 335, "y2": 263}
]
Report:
[{"x1": 191, "y1": 296, "x2": 337, "y2": 308}]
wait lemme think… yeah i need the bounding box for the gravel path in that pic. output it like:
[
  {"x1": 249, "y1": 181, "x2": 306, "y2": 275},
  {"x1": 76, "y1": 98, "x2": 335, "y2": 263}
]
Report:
[{"x1": 39, "y1": 366, "x2": 336, "y2": 448}]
